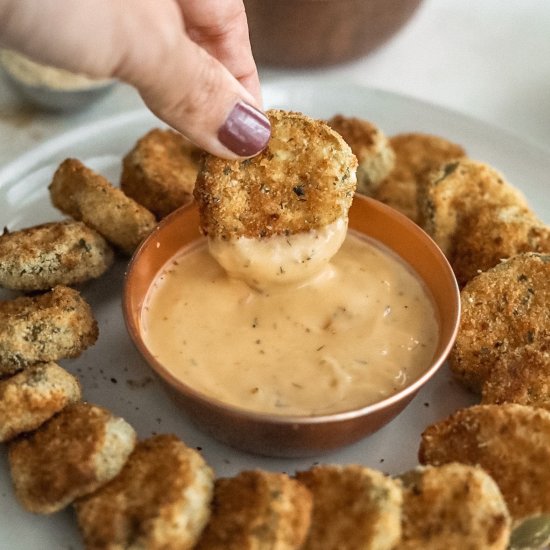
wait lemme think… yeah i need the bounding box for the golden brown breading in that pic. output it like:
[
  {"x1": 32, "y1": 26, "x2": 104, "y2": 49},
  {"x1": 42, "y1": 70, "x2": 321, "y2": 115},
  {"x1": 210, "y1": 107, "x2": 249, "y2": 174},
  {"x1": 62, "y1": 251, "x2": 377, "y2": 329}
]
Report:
[
  {"x1": 0, "y1": 362, "x2": 81, "y2": 442},
  {"x1": 0, "y1": 285, "x2": 98, "y2": 376},
  {"x1": 194, "y1": 109, "x2": 357, "y2": 240},
  {"x1": 399, "y1": 463, "x2": 510, "y2": 550},
  {"x1": 417, "y1": 159, "x2": 528, "y2": 256},
  {"x1": 327, "y1": 114, "x2": 394, "y2": 196},
  {"x1": 449, "y1": 253, "x2": 549, "y2": 392},
  {"x1": 419, "y1": 404, "x2": 550, "y2": 526},
  {"x1": 49, "y1": 158, "x2": 157, "y2": 255},
  {"x1": 374, "y1": 132, "x2": 466, "y2": 223},
  {"x1": 450, "y1": 203, "x2": 550, "y2": 287},
  {"x1": 295, "y1": 464, "x2": 402, "y2": 550},
  {"x1": 120, "y1": 128, "x2": 201, "y2": 219},
  {"x1": 0, "y1": 220, "x2": 113, "y2": 291},
  {"x1": 196, "y1": 470, "x2": 312, "y2": 550},
  {"x1": 9, "y1": 402, "x2": 136, "y2": 514},
  {"x1": 481, "y1": 345, "x2": 550, "y2": 407},
  {"x1": 75, "y1": 435, "x2": 214, "y2": 550}
]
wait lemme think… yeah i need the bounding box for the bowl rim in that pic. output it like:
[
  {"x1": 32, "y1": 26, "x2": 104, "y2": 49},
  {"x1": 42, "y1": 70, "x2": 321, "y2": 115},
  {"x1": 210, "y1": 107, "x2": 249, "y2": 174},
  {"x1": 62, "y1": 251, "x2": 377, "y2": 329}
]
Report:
[{"x1": 123, "y1": 196, "x2": 460, "y2": 426}]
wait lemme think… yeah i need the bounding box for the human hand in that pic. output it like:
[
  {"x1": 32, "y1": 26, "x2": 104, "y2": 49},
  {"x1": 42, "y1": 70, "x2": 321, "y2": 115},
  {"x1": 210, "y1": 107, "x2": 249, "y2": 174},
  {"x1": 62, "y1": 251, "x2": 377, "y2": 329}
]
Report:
[{"x1": 0, "y1": 0, "x2": 270, "y2": 158}]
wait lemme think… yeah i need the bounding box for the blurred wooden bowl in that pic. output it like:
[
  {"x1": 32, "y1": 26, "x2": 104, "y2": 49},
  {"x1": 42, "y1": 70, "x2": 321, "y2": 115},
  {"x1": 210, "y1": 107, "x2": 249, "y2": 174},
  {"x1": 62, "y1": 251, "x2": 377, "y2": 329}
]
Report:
[{"x1": 244, "y1": 0, "x2": 423, "y2": 67}]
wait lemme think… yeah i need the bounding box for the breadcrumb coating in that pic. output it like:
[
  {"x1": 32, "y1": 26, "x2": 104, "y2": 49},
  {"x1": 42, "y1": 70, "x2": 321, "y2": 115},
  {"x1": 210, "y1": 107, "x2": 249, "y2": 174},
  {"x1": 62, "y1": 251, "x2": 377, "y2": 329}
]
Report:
[
  {"x1": 0, "y1": 285, "x2": 98, "y2": 376},
  {"x1": 450, "y1": 203, "x2": 550, "y2": 287},
  {"x1": 327, "y1": 114, "x2": 394, "y2": 196},
  {"x1": 0, "y1": 221, "x2": 114, "y2": 291},
  {"x1": 399, "y1": 463, "x2": 510, "y2": 550},
  {"x1": 418, "y1": 159, "x2": 528, "y2": 256},
  {"x1": 49, "y1": 158, "x2": 157, "y2": 255},
  {"x1": 194, "y1": 109, "x2": 357, "y2": 240},
  {"x1": 375, "y1": 132, "x2": 466, "y2": 223},
  {"x1": 296, "y1": 464, "x2": 402, "y2": 550},
  {"x1": 121, "y1": 128, "x2": 201, "y2": 219},
  {"x1": 196, "y1": 470, "x2": 312, "y2": 550},
  {"x1": 450, "y1": 253, "x2": 550, "y2": 392},
  {"x1": 75, "y1": 435, "x2": 214, "y2": 550},
  {"x1": 0, "y1": 362, "x2": 81, "y2": 442},
  {"x1": 481, "y1": 345, "x2": 550, "y2": 408},
  {"x1": 9, "y1": 402, "x2": 136, "y2": 514},
  {"x1": 419, "y1": 404, "x2": 550, "y2": 526}
]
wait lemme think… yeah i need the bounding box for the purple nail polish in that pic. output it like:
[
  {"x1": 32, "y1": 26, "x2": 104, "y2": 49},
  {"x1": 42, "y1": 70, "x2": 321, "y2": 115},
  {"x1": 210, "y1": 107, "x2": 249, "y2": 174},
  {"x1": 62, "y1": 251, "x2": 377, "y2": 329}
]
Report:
[{"x1": 218, "y1": 102, "x2": 271, "y2": 156}]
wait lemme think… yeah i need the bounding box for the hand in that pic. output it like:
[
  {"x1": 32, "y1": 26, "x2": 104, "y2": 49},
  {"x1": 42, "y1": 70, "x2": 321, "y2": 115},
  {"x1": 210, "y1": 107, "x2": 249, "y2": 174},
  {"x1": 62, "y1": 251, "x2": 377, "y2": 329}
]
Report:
[{"x1": 0, "y1": 0, "x2": 271, "y2": 158}]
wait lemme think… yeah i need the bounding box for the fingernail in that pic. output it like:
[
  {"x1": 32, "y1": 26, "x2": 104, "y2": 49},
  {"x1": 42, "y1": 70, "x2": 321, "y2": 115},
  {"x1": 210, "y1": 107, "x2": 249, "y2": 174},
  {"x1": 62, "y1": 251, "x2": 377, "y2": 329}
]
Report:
[{"x1": 218, "y1": 101, "x2": 271, "y2": 156}]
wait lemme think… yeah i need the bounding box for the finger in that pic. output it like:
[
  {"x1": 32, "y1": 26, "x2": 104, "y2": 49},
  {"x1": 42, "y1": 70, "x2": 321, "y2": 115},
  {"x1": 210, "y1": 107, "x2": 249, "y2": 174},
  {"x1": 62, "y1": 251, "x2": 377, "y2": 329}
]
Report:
[
  {"x1": 114, "y1": 2, "x2": 270, "y2": 159},
  {"x1": 177, "y1": 0, "x2": 262, "y2": 106},
  {"x1": 0, "y1": 0, "x2": 270, "y2": 159}
]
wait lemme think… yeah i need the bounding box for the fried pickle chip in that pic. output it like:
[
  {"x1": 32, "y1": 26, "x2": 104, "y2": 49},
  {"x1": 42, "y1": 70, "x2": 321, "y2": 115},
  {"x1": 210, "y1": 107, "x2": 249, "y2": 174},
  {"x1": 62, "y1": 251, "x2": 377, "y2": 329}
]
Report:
[
  {"x1": 296, "y1": 464, "x2": 402, "y2": 550},
  {"x1": 121, "y1": 128, "x2": 201, "y2": 219},
  {"x1": 418, "y1": 159, "x2": 528, "y2": 257},
  {"x1": 196, "y1": 470, "x2": 312, "y2": 550},
  {"x1": 419, "y1": 404, "x2": 550, "y2": 526},
  {"x1": 194, "y1": 109, "x2": 357, "y2": 240},
  {"x1": 326, "y1": 114, "x2": 395, "y2": 196},
  {"x1": 9, "y1": 402, "x2": 136, "y2": 514},
  {"x1": 75, "y1": 435, "x2": 214, "y2": 550},
  {"x1": 399, "y1": 463, "x2": 510, "y2": 550},
  {"x1": 0, "y1": 285, "x2": 98, "y2": 376},
  {"x1": 0, "y1": 362, "x2": 81, "y2": 442},
  {"x1": 49, "y1": 158, "x2": 156, "y2": 255},
  {"x1": 450, "y1": 253, "x2": 549, "y2": 392},
  {"x1": 450, "y1": 203, "x2": 550, "y2": 287},
  {"x1": 481, "y1": 345, "x2": 550, "y2": 408},
  {"x1": 375, "y1": 132, "x2": 466, "y2": 223},
  {"x1": 0, "y1": 220, "x2": 113, "y2": 291}
]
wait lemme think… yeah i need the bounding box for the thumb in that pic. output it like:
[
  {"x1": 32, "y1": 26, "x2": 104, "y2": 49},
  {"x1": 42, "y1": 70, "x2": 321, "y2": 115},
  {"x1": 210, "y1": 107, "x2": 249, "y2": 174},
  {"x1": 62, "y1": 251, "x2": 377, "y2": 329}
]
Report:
[{"x1": 116, "y1": 28, "x2": 271, "y2": 160}]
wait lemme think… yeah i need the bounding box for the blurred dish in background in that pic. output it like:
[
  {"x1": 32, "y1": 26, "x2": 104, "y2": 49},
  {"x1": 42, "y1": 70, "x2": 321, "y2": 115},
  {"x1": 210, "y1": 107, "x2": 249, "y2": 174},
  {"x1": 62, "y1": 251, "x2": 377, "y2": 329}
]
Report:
[
  {"x1": 0, "y1": 50, "x2": 115, "y2": 112},
  {"x1": 244, "y1": 0, "x2": 423, "y2": 67}
]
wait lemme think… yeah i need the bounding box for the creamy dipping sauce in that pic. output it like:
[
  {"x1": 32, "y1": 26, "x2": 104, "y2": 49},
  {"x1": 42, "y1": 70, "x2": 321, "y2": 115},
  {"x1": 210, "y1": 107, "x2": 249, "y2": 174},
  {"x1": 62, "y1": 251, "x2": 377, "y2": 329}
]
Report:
[
  {"x1": 209, "y1": 218, "x2": 348, "y2": 288},
  {"x1": 142, "y1": 231, "x2": 439, "y2": 416}
]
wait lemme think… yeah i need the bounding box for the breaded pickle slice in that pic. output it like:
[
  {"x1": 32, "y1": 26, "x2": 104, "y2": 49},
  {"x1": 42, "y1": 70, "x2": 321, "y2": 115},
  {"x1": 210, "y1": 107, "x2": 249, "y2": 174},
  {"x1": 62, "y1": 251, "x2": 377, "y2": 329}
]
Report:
[
  {"x1": 481, "y1": 345, "x2": 550, "y2": 408},
  {"x1": 450, "y1": 253, "x2": 549, "y2": 392},
  {"x1": 418, "y1": 159, "x2": 527, "y2": 257},
  {"x1": 76, "y1": 435, "x2": 214, "y2": 550},
  {"x1": 50, "y1": 158, "x2": 156, "y2": 255},
  {"x1": 0, "y1": 220, "x2": 113, "y2": 291},
  {"x1": 0, "y1": 285, "x2": 98, "y2": 376},
  {"x1": 296, "y1": 464, "x2": 402, "y2": 550},
  {"x1": 121, "y1": 128, "x2": 201, "y2": 219},
  {"x1": 451, "y1": 203, "x2": 550, "y2": 287},
  {"x1": 399, "y1": 463, "x2": 510, "y2": 550},
  {"x1": 194, "y1": 109, "x2": 357, "y2": 240},
  {"x1": 196, "y1": 470, "x2": 312, "y2": 550},
  {"x1": 9, "y1": 402, "x2": 136, "y2": 514},
  {"x1": 375, "y1": 132, "x2": 466, "y2": 223},
  {"x1": 419, "y1": 404, "x2": 550, "y2": 527},
  {"x1": 0, "y1": 362, "x2": 81, "y2": 442},
  {"x1": 327, "y1": 114, "x2": 395, "y2": 196}
]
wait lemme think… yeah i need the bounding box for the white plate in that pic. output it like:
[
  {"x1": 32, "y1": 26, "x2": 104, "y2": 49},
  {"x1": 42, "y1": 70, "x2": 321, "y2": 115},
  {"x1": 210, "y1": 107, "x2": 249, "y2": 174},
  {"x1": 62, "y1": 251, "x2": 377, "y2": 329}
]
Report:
[{"x1": 1, "y1": 77, "x2": 549, "y2": 549}]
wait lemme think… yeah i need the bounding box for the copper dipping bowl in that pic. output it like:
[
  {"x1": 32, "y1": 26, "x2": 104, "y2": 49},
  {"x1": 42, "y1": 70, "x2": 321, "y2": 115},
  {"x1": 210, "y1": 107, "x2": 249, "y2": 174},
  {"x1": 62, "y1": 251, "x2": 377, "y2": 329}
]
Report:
[
  {"x1": 124, "y1": 196, "x2": 459, "y2": 457},
  {"x1": 244, "y1": 0, "x2": 424, "y2": 67}
]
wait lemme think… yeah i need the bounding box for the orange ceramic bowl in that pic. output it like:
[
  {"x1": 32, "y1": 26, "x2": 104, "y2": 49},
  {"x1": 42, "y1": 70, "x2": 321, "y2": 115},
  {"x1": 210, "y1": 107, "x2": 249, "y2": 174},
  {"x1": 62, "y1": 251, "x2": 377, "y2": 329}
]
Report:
[{"x1": 124, "y1": 195, "x2": 459, "y2": 457}]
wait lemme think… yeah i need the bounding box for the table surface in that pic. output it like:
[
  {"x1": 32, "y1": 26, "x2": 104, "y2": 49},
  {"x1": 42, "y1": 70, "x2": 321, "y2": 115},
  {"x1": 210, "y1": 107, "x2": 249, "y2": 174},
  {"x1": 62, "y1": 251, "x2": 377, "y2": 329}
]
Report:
[{"x1": 1, "y1": 0, "x2": 550, "y2": 168}]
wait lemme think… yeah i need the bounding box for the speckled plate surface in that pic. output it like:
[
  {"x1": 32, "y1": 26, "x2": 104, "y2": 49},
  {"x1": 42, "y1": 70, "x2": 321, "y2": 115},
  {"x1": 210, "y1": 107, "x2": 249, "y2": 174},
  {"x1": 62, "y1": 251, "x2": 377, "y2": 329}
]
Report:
[{"x1": 1, "y1": 77, "x2": 549, "y2": 549}]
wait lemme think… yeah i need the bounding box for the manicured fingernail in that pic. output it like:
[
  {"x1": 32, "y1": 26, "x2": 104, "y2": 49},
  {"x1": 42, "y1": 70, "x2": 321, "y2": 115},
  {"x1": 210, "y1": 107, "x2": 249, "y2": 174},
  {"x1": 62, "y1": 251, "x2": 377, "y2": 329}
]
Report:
[{"x1": 218, "y1": 101, "x2": 271, "y2": 156}]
